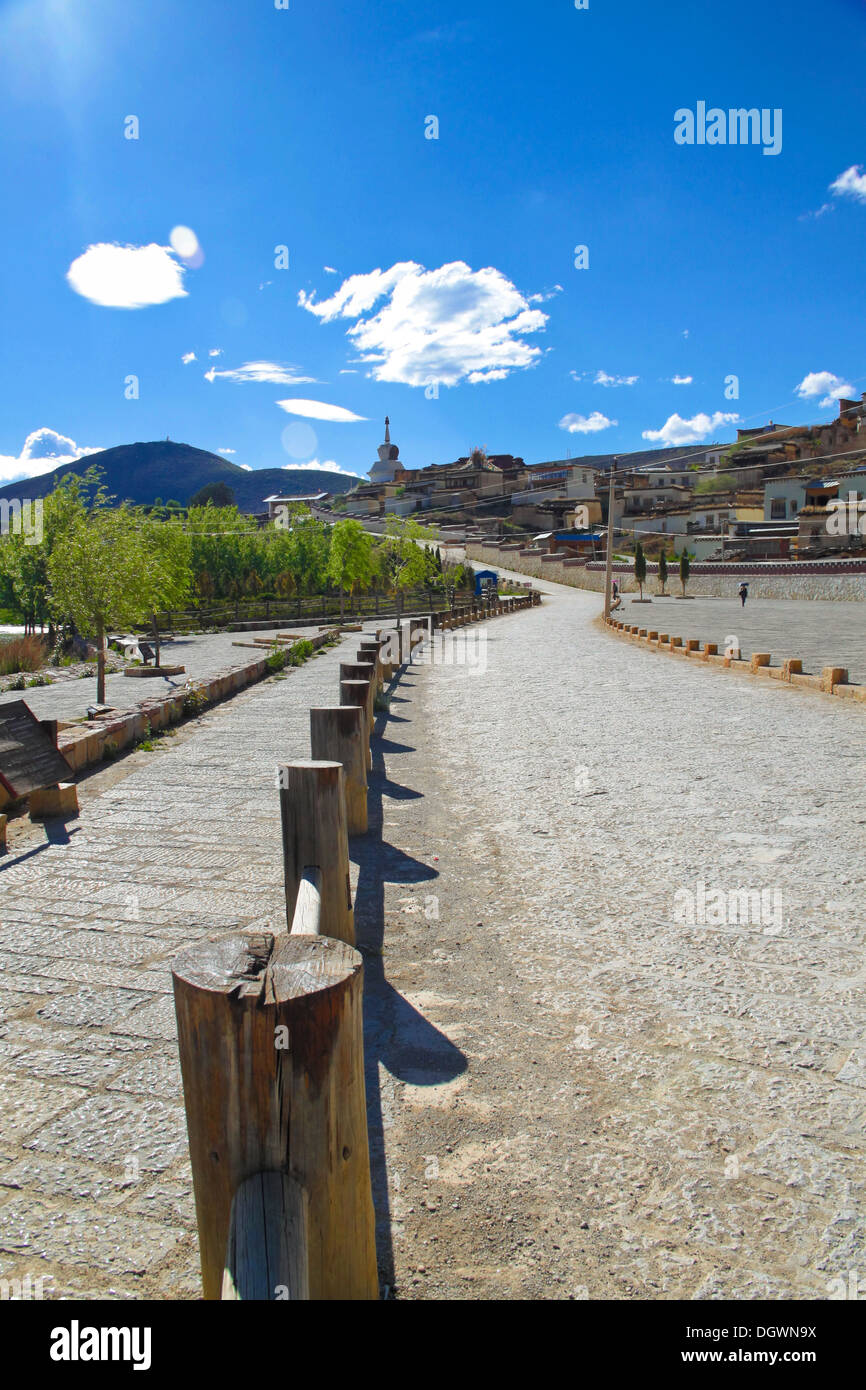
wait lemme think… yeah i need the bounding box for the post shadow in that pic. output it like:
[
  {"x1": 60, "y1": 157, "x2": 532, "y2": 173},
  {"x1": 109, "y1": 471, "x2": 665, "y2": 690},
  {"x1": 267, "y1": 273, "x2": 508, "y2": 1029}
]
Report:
[{"x1": 351, "y1": 661, "x2": 467, "y2": 1298}]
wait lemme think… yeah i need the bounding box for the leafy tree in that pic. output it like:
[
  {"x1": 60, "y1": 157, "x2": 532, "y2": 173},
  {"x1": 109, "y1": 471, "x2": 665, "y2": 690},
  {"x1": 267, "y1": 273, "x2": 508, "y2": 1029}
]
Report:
[
  {"x1": 634, "y1": 541, "x2": 647, "y2": 600},
  {"x1": 140, "y1": 517, "x2": 192, "y2": 664},
  {"x1": 189, "y1": 481, "x2": 236, "y2": 508},
  {"x1": 658, "y1": 549, "x2": 668, "y2": 595},
  {"x1": 48, "y1": 499, "x2": 191, "y2": 703},
  {"x1": 379, "y1": 515, "x2": 434, "y2": 614},
  {"x1": 327, "y1": 519, "x2": 375, "y2": 620},
  {"x1": 679, "y1": 549, "x2": 690, "y2": 597}
]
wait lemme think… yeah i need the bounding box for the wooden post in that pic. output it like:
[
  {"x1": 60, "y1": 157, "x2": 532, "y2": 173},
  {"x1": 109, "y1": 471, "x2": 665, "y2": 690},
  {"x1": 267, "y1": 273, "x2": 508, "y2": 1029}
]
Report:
[
  {"x1": 290, "y1": 867, "x2": 322, "y2": 935},
  {"x1": 357, "y1": 645, "x2": 383, "y2": 693},
  {"x1": 172, "y1": 930, "x2": 378, "y2": 1301},
  {"x1": 223, "y1": 1173, "x2": 309, "y2": 1300},
  {"x1": 340, "y1": 679, "x2": 373, "y2": 771},
  {"x1": 278, "y1": 761, "x2": 354, "y2": 944},
  {"x1": 310, "y1": 706, "x2": 368, "y2": 835}
]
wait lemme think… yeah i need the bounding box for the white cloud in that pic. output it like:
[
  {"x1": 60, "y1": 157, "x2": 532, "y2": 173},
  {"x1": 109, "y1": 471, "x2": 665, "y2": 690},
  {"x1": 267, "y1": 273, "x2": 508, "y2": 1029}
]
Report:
[
  {"x1": 181, "y1": 351, "x2": 196, "y2": 364},
  {"x1": 209, "y1": 348, "x2": 223, "y2": 357},
  {"x1": 283, "y1": 458, "x2": 358, "y2": 475},
  {"x1": 218, "y1": 447, "x2": 236, "y2": 454},
  {"x1": 205, "y1": 360, "x2": 316, "y2": 385},
  {"x1": 299, "y1": 259, "x2": 548, "y2": 387},
  {"x1": 0, "y1": 427, "x2": 102, "y2": 484},
  {"x1": 239, "y1": 464, "x2": 252, "y2": 471},
  {"x1": 829, "y1": 165, "x2": 866, "y2": 204},
  {"x1": 682, "y1": 329, "x2": 689, "y2": 338},
  {"x1": 671, "y1": 375, "x2": 692, "y2": 385},
  {"x1": 642, "y1": 411, "x2": 739, "y2": 445},
  {"x1": 794, "y1": 370, "x2": 854, "y2": 408},
  {"x1": 559, "y1": 411, "x2": 617, "y2": 435},
  {"x1": 275, "y1": 399, "x2": 366, "y2": 423},
  {"x1": 66, "y1": 242, "x2": 188, "y2": 308},
  {"x1": 323, "y1": 265, "x2": 338, "y2": 275},
  {"x1": 594, "y1": 370, "x2": 638, "y2": 387}
]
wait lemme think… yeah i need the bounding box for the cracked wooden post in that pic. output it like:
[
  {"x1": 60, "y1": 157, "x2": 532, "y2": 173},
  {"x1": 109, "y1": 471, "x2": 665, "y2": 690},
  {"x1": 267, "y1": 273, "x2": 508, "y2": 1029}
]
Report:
[
  {"x1": 340, "y1": 665, "x2": 375, "y2": 760},
  {"x1": 341, "y1": 678, "x2": 372, "y2": 771},
  {"x1": 310, "y1": 706, "x2": 368, "y2": 835},
  {"x1": 172, "y1": 929, "x2": 378, "y2": 1301},
  {"x1": 278, "y1": 760, "x2": 354, "y2": 945}
]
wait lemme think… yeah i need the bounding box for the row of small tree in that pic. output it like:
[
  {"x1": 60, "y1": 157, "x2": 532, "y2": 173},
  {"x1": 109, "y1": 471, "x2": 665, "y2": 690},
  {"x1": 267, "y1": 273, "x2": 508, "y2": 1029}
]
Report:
[{"x1": 633, "y1": 543, "x2": 691, "y2": 599}]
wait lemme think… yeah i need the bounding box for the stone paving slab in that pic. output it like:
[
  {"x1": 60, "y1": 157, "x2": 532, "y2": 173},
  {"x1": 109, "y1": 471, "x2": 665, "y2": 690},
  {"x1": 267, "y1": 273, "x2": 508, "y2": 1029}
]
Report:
[
  {"x1": 0, "y1": 628, "x2": 367, "y2": 1298},
  {"x1": 0, "y1": 627, "x2": 331, "y2": 722}
]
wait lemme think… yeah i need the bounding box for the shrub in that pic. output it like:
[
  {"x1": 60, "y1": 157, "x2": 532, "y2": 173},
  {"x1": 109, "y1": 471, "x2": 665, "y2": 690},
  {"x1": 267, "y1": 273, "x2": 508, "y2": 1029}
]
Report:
[
  {"x1": 6, "y1": 673, "x2": 26, "y2": 691},
  {"x1": 286, "y1": 639, "x2": 314, "y2": 666},
  {"x1": 0, "y1": 635, "x2": 48, "y2": 676},
  {"x1": 266, "y1": 645, "x2": 288, "y2": 673},
  {"x1": 182, "y1": 683, "x2": 209, "y2": 716}
]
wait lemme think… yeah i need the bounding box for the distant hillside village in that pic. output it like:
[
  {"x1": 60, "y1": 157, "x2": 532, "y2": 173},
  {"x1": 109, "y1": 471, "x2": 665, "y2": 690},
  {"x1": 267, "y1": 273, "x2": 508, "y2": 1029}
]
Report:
[{"x1": 305, "y1": 403, "x2": 866, "y2": 562}]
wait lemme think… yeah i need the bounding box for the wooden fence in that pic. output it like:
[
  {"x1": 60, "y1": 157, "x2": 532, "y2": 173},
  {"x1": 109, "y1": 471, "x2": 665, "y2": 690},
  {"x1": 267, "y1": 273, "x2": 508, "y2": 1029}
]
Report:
[{"x1": 171, "y1": 588, "x2": 539, "y2": 1300}]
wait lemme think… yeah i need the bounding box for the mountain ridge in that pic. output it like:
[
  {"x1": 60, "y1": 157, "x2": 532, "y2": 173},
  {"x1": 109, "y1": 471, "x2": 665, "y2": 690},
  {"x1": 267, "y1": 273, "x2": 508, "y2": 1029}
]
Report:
[{"x1": 0, "y1": 440, "x2": 361, "y2": 513}]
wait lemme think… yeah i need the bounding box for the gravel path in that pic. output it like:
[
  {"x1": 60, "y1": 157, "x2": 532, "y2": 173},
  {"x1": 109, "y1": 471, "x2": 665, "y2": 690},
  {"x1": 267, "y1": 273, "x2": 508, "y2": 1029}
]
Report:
[{"x1": 367, "y1": 573, "x2": 866, "y2": 1299}]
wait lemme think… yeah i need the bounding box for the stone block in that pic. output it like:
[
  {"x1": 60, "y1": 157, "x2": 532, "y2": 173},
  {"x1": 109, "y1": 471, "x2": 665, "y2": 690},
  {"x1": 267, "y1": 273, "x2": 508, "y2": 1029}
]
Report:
[
  {"x1": 685, "y1": 639, "x2": 699, "y2": 653},
  {"x1": 29, "y1": 783, "x2": 79, "y2": 819},
  {"x1": 821, "y1": 666, "x2": 848, "y2": 692},
  {"x1": 750, "y1": 653, "x2": 771, "y2": 671},
  {"x1": 781, "y1": 659, "x2": 803, "y2": 681}
]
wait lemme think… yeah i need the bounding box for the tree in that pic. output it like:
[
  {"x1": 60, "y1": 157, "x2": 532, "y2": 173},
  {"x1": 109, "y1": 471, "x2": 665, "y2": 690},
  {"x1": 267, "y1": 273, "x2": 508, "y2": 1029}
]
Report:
[
  {"x1": 141, "y1": 517, "x2": 192, "y2": 665},
  {"x1": 189, "y1": 481, "x2": 236, "y2": 508},
  {"x1": 48, "y1": 501, "x2": 192, "y2": 702},
  {"x1": 634, "y1": 541, "x2": 647, "y2": 600},
  {"x1": 679, "y1": 550, "x2": 690, "y2": 597},
  {"x1": 658, "y1": 549, "x2": 668, "y2": 595},
  {"x1": 327, "y1": 520, "x2": 375, "y2": 621},
  {"x1": 379, "y1": 515, "x2": 434, "y2": 614}
]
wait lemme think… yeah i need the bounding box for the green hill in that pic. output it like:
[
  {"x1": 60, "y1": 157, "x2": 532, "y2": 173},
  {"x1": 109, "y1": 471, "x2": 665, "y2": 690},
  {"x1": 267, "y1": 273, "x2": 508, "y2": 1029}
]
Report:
[{"x1": 0, "y1": 440, "x2": 361, "y2": 513}]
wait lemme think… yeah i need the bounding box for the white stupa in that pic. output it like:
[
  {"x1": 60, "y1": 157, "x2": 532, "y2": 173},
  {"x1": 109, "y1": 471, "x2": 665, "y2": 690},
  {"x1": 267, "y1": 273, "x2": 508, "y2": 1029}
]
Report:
[{"x1": 368, "y1": 416, "x2": 401, "y2": 483}]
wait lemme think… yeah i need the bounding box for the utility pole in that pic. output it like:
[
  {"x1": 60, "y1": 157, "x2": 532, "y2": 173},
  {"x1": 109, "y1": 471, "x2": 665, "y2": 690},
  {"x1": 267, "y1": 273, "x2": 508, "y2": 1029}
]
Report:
[{"x1": 604, "y1": 457, "x2": 617, "y2": 619}]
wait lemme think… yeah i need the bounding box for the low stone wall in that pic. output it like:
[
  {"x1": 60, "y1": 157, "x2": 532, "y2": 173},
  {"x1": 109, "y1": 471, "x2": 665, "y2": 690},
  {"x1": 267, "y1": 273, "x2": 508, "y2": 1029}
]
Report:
[
  {"x1": 603, "y1": 617, "x2": 866, "y2": 707},
  {"x1": 57, "y1": 628, "x2": 337, "y2": 775},
  {"x1": 466, "y1": 542, "x2": 866, "y2": 601}
]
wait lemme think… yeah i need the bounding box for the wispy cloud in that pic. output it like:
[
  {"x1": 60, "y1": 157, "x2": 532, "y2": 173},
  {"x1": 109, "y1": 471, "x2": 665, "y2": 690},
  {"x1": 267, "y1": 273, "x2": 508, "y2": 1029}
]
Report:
[
  {"x1": 66, "y1": 242, "x2": 188, "y2": 308},
  {"x1": 829, "y1": 165, "x2": 866, "y2": 204},
  {"x1": 208, "y1": 347, "x2": 223, "y2": 357},
  {"x1": 559, "y1": 411, "x2": 617, "y2": 435},
  {"x1": 181, "y1": 351, "x2": 196, "y2": 364},
  {"x1": 299, "y1": 260, "x2": 548, "y2": 387},
  {"x1": 0, "y1": 428, "x2": 102, "y2": 484},
  {"x1": 323, "y1": 265, "x2": 338, "y2": 275},
  {"x1": 642, "y1": 411, "x2": 738, "y2": 446},
  {"x1": 594, "y1": 370, "x2": 638, "y2": 387},
  {"x1": 276, "y1": 399, "x2": 366, "y2": 423},
  {"x1": 794, "y1": 370, "x2": 854, "y2": 408},
  {"x1": 205, "y1": 360, "x2": 316, "y2": 385},
  {"x1": 283, "y1": 458, "x2": 359, "y2": 476},
  {"x1": 671, "y1": 375, "x2": 693, "y2": 385},
  {"x1": 218, "y1": 447, "x2": 236, "y2": 454}
]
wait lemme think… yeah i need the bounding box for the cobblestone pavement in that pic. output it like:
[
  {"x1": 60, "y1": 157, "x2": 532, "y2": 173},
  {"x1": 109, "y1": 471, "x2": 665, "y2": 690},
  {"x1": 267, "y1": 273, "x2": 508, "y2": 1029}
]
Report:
[
  {"x1": 364, "y1": 573, "x2": 866, "y2": 1299},
  {"x1": 0, "y1": 635, "x2": 363, "y2": 1299},
  {"x1": 616, "y1": 593, "x2": 866, "y2": 685},
  {"x1": 0, "y1": 628, "x2": 320, "y2": 722}
]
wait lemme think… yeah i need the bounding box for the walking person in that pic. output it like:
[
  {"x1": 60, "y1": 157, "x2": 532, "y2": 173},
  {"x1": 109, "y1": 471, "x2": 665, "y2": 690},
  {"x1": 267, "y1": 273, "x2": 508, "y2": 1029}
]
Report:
[{"x1": 738, "y1": 581, "x2": 749, "y2": 607}]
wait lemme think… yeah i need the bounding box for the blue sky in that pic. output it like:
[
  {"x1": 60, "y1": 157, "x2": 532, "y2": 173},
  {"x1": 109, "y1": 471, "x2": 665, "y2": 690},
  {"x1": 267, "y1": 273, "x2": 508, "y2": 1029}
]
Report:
[{"x1": 1, "y1": 0, "x2": 864, "y2": 486}]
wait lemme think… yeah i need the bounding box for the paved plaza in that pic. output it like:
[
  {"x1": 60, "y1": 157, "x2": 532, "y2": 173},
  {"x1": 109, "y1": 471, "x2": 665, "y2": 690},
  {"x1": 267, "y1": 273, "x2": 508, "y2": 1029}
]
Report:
[
  {"x1": 0, "y1": 629, "x2": 315, "y2": 723},
  {"x1": 617, "y1": 593, "x2": 866, "y2": 685}
]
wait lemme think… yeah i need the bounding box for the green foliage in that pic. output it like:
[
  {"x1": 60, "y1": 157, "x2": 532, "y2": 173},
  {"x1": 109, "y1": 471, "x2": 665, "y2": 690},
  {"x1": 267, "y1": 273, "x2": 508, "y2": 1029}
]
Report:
[
  {"x1": 182, "y1": 683, "x2": 210, "y2": 717},
  {"x1": 634, "y1": 541, "x2": 647, "y2": 598},
  {"x1": 189, "y1": 481, "x2": 236, "y2": 508},
  {"x1": 695, "y1": 473, "x2": 737, "y2": 494},
  {"x1": 658, "y1": 550, "x2": 668, "y2": 591},
  {"x1": 286, "y1": 638, "x2": 314, "y2": 666},
  {"x1": 679, "y1": 550, "x2": 691, "y2": 594}
]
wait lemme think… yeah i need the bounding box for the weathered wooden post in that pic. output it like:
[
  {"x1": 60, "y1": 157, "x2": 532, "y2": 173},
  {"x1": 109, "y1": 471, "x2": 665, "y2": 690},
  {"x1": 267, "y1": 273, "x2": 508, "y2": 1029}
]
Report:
[
  {"x1": 310, "y1": 706, "x2": 368, "y2": 835},
  {"x1": 357, "y1": 643, "x2": 383, "y2": 693},
  {"x1": 278, "y1": 760, "x2": 354, "y2": 944},
  {"x1": 340, "y1": 678, "x2": 372, "y2": 769},
  {"x1": 172, "y1": 930, "x2": 378, "y2": 1301}
]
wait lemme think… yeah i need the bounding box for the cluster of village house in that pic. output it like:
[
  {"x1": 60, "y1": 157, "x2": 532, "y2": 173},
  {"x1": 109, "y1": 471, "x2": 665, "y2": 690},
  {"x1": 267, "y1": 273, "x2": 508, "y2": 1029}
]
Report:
[{"x1": 265, "y1": 397, "x2": 866, "y2": 561}]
